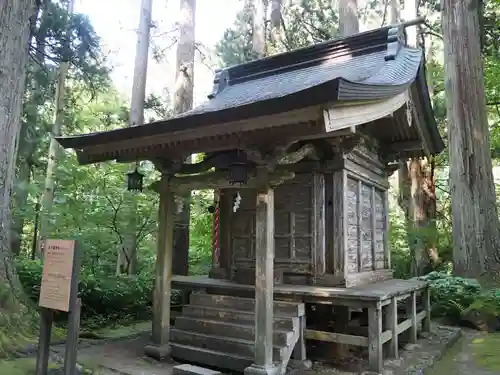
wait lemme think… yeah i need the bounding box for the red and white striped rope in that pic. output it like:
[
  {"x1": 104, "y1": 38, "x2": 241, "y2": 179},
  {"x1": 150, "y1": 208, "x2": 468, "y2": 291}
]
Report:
[{"x1": 212, "y1": 190, "x2": 220, "y2": 265}]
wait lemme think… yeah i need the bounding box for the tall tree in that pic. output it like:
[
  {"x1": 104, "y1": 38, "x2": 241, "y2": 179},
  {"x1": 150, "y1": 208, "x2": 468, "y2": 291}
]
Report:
[
  {"x1": 442, "y1": 0, "x2": 500, "y2": 279},
  {"x1": 0, "y1": 0, "x2": 35, "y2": 295},
  {"x1": 172, "y1": 0, "x2": 196, "y2": 277},
  {"x1": 38, "y1": 0, "x2": 75, "y2": 257},
  {"x1": 118, "y1": 0, "x2": 153, "y2": 275},
  {"x1": 339, "y1": 0, "x2": 359, "y2": 36},
  {"x1": 252, "y1": 0, "x2": 267, "y2": 57}
]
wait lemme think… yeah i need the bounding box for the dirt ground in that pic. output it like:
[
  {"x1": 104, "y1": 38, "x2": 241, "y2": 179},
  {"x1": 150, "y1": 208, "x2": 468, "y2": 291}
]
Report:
[{"x1": 1, "y1": 324, "x2": 499, "y2": 375}]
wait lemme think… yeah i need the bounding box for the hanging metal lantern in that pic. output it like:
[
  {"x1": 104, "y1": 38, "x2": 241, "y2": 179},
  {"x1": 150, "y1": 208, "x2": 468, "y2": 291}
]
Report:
[
  {"x1": 228, "y1": 161, "x2": 248, "y2": 185},
  {"x1": 126, "y1": 166, "x2": 144, "y2": 192}
]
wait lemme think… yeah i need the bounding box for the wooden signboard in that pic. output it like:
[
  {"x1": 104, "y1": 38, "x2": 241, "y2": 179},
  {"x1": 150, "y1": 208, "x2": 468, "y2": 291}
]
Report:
[
  {"x1": 36, "y1": 239, "x2": 81, "y2": 375},
  {"x1": 39, "y1": 239, "x2": 77, "y2": 312}
]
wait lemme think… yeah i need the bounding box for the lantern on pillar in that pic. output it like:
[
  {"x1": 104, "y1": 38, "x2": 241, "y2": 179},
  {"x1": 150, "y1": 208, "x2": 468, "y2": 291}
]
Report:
[
  {"x1": 228, "y1": 161, "x2": 248, "y2": 185},
  {"x1": 126, "y1": 165, "x2": 144, "y2": 192}
]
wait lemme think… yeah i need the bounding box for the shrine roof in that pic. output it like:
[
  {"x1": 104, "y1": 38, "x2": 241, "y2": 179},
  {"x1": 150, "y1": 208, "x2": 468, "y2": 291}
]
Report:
[{"x1": 56, "y1": 24, "x2": 444, "y2": 162}]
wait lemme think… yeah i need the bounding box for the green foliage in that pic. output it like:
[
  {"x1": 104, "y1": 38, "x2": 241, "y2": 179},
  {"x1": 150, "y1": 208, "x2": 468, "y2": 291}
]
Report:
[{"x1": 417, "y1": 272, "x2": 482, "y2": 322}]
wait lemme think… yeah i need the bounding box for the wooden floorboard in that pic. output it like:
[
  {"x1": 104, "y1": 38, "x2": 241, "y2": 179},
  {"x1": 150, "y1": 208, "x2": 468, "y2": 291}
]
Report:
[{"x1": 172, "y1": 275, "x2": 428, "y2": 301}]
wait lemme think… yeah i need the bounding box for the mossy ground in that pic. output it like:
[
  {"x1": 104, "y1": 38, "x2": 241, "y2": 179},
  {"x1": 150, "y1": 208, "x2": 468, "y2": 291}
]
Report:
[
  {"x1": 0, "y1": 358, "x2": 59, "y2": 375},
  {"x1": 0, "y1": 320, "x2": 150, "y2": 374},
  {"x1": 471, "y1": 332, "x2": 500, "y2": 371}
]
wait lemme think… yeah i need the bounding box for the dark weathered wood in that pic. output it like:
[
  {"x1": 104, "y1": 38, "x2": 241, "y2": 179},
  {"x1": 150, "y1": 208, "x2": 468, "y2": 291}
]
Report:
[
  {"x1": 231, "y1": 173, "x2": 315, "y2": 282},
  {"x1": 387, "y1": 297, "x2": 398, "y2": 358},
  {"x1": 383, "y1": 190, "x2": 391, "y2": 268},
  {"x1": 63, "y1": 298, "x2": 81, "y2": 375},
  {"x1": 171, "y1": 343, "x2": 253, "y2": 372},
  {"x1": 345, "y1": 161, "x2": 389, "y2": 191},
  {"x1": 145, "y1": 174, "x2": 174, "y2": 359},
  {"x1": 289, "y1": 211, "x2": 296, "y2": 259},
  {"x1": 356, "y1": 179, "x2": 362, "y2": 272},
  {"x1": 254, "y1": 188, "x2": 275, "y2": 367},
  {"x1": 410, "y1": 291, "x2": 418, "y2": 343},
  {"x1": 346, "y1": 176, "x2": 358, "y2": 275},
  {"x1": 173, "y1": 276, "x2": 429, "y2": 302},
  {"x1": 345, "y1": 269, "x2": 393, "y2": 288},
  {"x1": 422, "y1": 286, "x2": 431, "y2": 332},
  {"x1": 305, "y1": 329, "x2": 368, "y2": 346},
  {"x1": 312, "y1": 273, "x2": 345, "y2": 287},
  {"x1": 174, "y1": 316, "x2": 292, "y2": 346},
  {"x1": 368, "y1": 306, "x2": 383, "y2": 373},
  {"x1": 324, "y1": 172, "x2": 334, "y2": 273},
  {"x1": 370, "y1": 187, "x2": 377, "y2": 270},
  {"x1": 333, "y1": 170, "x2": 347, "y2": 275},
  {"x1": 292, "y1": 315, "x2": 307, "y2": 360},
  {"x1": 312, "y1": 173, "x2": 326, "y2": 276},
  {"x1": 35, "y1": 309, "x2": 53, "y2": 375},
  {"x1": 161, "y1": 170, "x2": 296, "y2": 192},
  {"x1": 210, "y1": 189, "x2": 232, "y2": 279},
  {"x1": 234, "y1": 267, "x2": 284, "y2": 285}
]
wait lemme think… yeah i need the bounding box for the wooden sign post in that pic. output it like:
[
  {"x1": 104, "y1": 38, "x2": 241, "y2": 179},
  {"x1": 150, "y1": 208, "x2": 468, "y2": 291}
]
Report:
[{"x1": 35, "y1": 239, "x2": 82, "y2": 375}]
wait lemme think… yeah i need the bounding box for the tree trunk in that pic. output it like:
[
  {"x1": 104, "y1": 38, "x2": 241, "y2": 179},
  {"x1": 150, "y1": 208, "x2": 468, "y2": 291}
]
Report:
[
  {"x1": 252, "y1": 0, "x2": 266, "y2": 57},
  {"x1": 0, "y1": 0, "x2": 35, "y2": 300},
  {"x1": 338, "y1": 0, "x2": 359, "y2": 37},
  {"x1": 390, "y1": 0, "x2": 399, "y2": 24},
  {"x1": 13, "y1": 5, "x2": 47, "y2": 256},
  {"x1": 269, "y1": 0, "x2": 282, "y2": 43},
  {"x1": 11, "y1": 162, "x2": 32, "y2": 256},
  {"x1": 397, "y1": 0, "x2": 439, "y2": 277},
  {"x1": 119, "y1": 0, "x2": 153, "y2": 275},
  {"x1": 38, "y1": 0, "x2": 74, "y2": 257},
  {"x1": 172, "y1": 0, "x2": 196, "y2": 277},
  {"x1": 442, "y1": 0, "x2": 500, "y2": 279}
]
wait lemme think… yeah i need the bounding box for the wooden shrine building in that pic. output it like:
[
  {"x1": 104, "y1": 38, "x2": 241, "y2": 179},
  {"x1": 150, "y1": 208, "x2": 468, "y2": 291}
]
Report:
[{"x1": 57, "y1": 23, "x2": 444, "y2": 375}]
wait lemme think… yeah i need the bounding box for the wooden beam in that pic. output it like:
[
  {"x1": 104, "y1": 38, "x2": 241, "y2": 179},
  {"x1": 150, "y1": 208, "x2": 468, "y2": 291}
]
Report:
[
  {"x1": 305, "y1": 329, "x2": 369, "y2": 347},
  {"x1": 144, "y1": 174, "x2": 174, "y2": 360},
  {"x1": 254, "y1": 188, "x2": 275, "y2": 368},
  {"x1": 149, "y1": 170, "x2": 295, "y2": 192}
]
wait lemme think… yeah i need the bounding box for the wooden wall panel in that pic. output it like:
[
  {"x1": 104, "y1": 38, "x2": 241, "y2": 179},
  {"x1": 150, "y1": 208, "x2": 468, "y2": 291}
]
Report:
[
  {"x1": 230, "y1": 172, "x2": 319, "y2": 281},
  {"x1": 346, "y1": 177, "x2": 359, "y2": 273},
  {"x1": 374, "y1": 188, "x2": 386, "y2": 269}
]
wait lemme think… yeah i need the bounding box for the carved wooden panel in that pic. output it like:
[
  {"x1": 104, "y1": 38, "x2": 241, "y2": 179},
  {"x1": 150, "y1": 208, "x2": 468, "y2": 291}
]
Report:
[
  {"x1": 346, "y1": 177, "x2": 359, "y2": 273},
  {"x1": 360, "y1": 184, "x2": 373, "y2": 270},
  {"x1": 374, "y1": 188, "x2": 385, "y2": 269}
]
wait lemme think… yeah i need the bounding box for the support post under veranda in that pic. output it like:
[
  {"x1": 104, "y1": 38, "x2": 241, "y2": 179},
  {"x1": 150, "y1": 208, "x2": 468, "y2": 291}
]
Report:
[
  {"x1": 144, "y1": 173, "x2": 174, "y2": 359},
  {"x1": 245, "y1": 187, "x2": 280, "y2": 375}
]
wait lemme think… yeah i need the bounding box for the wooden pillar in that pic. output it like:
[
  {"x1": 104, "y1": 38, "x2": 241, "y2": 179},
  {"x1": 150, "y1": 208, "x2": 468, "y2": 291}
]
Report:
[
  {"x1": 245, "y1": 188, "x2": 279, "y2": 375},
  {"x1": 409, "y1": 291, "x2": 418, "y2": 343},
  {"x1": 386, "y1": 297, "x2": 398, "y2": 358},
  {"x1": 368, "y1": 305, "x2": 383, "y2": 374},
  {"x1": 144, "y1": 174, "x2": 174, "y2": 360},
  {"x1": 422, "y1": 286, "x2": 431, "y2": 332}
]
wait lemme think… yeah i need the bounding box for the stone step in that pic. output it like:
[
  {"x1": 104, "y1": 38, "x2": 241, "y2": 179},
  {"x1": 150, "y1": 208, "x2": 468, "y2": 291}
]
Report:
[
  {"x1": 170, "y1": 328, "x2": 286, "y2": 360},
  {"x1": 172, "y1": 364, "x2": 221, "y2": 375},
  {"x1": 189, "y1": 292, "x2": 305, "y2": 317},
  {"x1": 175, "y1": 316, "x2": 293, "y2": 346},
  {"x1": 170, "y1": 343, "x2": 253, "y2": 372},
  {"x1": 182, "y1": 305, "x2": 297, "y2": 331}
]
